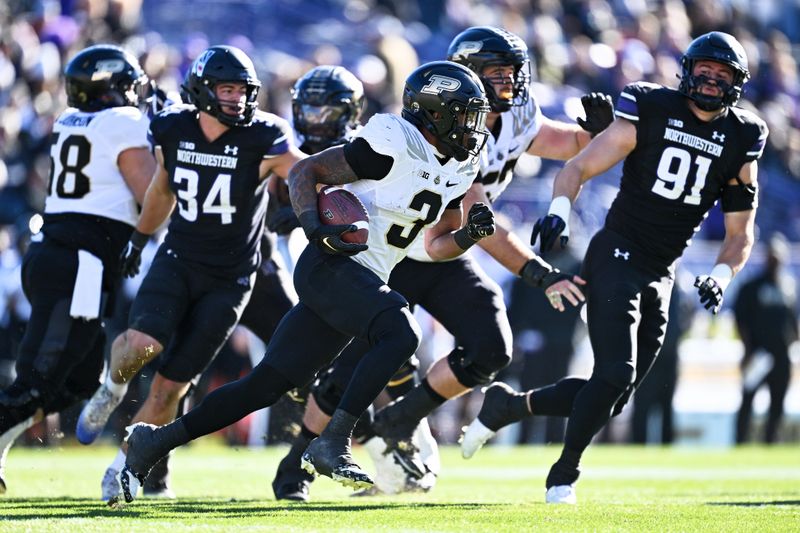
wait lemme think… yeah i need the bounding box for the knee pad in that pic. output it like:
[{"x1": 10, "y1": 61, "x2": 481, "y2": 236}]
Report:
[
  {"x1": 596, "y1": 360, "x2": 636, "y2": 391},
  {"x1": 311, "y1": 366, "x2": 344, "y2": 417},
  {"x1": 446, "y1": 346, "x2": 512, "y2": 388},
  {"x1": 368, "y1": 307, "x2": 421, "y2": 357}
]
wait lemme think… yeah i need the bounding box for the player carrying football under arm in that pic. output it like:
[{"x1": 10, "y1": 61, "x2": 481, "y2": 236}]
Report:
[
  {"x1": 74, "y1": 45, "x2": 306, "y2": 493},
  {"x1": 274, "y1": 26, "x2": 613, "y2": 499},
  {"x1": 462, "y1": 31, "x2": 768, "y2": 504},
  {"x1": 355, "y1": 26, "x2": 612, "y2": 475},
  {"x1": 0, "y1": 45, "x2": 155, "y2": 493},
  {"x1": 109, "y1": 60, "x2": 497, "y2": 507}
]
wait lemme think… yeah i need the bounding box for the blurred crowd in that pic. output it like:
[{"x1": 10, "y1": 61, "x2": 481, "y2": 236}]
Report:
[{"x1": 0, "y1": 0, "x2": 798, "y2": 445}]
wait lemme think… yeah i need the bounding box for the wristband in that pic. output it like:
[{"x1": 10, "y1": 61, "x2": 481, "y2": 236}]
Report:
[
  {"x1": 454, "y1": 227, "x2": 477, "y2": 250},
  {"x1": 130, "y1": 230, "x2": 151, "y2": 249},
  {"x1": 548, "y1": 196, "x2": 572, "y2": 219},
  {"x1": 709, "y1": 263, "x2": 733, "y2": 291}
]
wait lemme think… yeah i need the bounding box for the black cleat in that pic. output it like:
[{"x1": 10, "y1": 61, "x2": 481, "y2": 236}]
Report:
[
  {"x1": 272, "y1": 455, "x2": 314, "y2": 502},
  {"x1": 142, "y1": 455, "x2": 176, "y2": 499},
  {"x1": 108, "y1": 423, "x2": 169, "y2": 507},
  {"x1": 300, "y1": 435, "x2": 373, "y2": 490}
]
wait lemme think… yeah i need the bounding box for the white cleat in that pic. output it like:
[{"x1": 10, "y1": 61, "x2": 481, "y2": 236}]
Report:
[
  {"x1": 363, "y1": 436, "x2": 407, "y2": 495},
  {"x1": 460, "y1": 418, "x2": 496, "y2": 459},
  {"x1": 76, "y1": 384, "x2": 124, "y2": 445},
  {"x1": 101, "y1": 467, "x2": 121, "y2": 502},
  {"x1": 107, "y1": 466, "x2": 142, "y2": 508},
  {"x1": 0, "y1": 416, "x2": 36, "y2": 494},
  {"x1": 545, "y1": 484, "x2": 577, "y2": 504},
  {"x1": 415, "y1": 418, "x2": 440, "y2": 477}
]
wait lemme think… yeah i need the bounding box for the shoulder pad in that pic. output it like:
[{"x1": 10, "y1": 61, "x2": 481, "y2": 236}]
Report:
[
  {"x1": 615, "y1": 82, "x2": 663, "y2": 122},
  {"x1": 730, "y1": 107, "x2": 769, "y2": 161},
  {"x1": 356, "y1": 113, "x2": 422, "y2": 159}
]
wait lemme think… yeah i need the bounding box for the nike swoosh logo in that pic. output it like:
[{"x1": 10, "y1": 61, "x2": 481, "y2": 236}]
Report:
[{"x1": 445, "y1": 181, "x2": 459, "y2": 187}]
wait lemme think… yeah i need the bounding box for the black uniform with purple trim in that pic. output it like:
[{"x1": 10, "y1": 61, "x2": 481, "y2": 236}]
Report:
[
  {"x1": 129, "y1": 104, "x2": 292, "y2": 383},
  {"x1": 583, "y1": 81, "x2": 768, "y2": 406}
]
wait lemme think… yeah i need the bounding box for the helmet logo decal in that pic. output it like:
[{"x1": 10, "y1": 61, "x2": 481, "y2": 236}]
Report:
[
  {"x1": 91, "y1": 59, "x2": 125, "y2": 80},
  {"x1": 451, "y1": 41, "x2": 483, "y2": 60},
  {"x1": 420, "y1": 75, "x2": 461, "y2": 95},
  {"x1": 194, "y1": 50, "x2": 215, "y2": 77}
]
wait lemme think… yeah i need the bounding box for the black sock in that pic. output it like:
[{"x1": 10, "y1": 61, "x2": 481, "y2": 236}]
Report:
[
  {"x1": 321, "y1": 409, "x2": 359, "y2": 439},
  {"x1": 546, "y1": 448, "x2": 582, "y2": 488},
  {"x1": 279, "y1": 424, "x2": 317, "y2": 472},
  {"x1": 530, "y1": 377, "x2": 588, "y2": 417},
  {"x1": 153, "y1": 419, "x2": 192, "y2": 453}
]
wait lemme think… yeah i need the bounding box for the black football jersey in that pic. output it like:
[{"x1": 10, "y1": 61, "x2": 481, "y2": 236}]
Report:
[
  {"x1": 150, "y1": 105, "x2": 291, "y2": 277},
  {"x1": 606, "y1": 82, "x2": 768, "y2": 266}
]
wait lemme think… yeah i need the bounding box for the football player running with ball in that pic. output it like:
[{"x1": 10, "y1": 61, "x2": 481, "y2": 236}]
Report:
[
  {"x1": 109, "y1": 60, "x2": 498, "y2": 506},
  {"x1": 0, "y1": 45, "x2": 155, "y2": 493},
  {"x1": 462, "y1": 32, "x2": 768, "y2": 505}
]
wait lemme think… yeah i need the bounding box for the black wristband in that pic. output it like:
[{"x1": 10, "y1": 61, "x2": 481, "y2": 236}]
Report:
[
  {"x1": 454, "y1": 227, "x2": 477, "y2": 250},
  {"x1": 130, "y1": 230, "x2": 151, "y2": 249},
  {"x1": 298, "y1": 211, "x2": 322, "y2": 239}
]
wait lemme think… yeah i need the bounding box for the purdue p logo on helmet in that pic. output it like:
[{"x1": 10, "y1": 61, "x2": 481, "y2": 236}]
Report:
[{"x1": 402, "y1": 61, "x2": 491, "y2": 162}]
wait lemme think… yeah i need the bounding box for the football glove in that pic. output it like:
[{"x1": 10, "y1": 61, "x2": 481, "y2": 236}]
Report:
[
  {"x1": 519, "y1": 257, "x2": 571, "y2": 289},
  {"x1": 454, "y1": 202, "x2": 495, "y2": 249},
  {"x1": 531, "y1": 214, "x2": 568, "y2": 253},
  {"x1": 120, "y1": 231, "x2": 150, "y2": 278},
  {"x1": 577, "y1": 92, "x2": 615, "y2": 137},
  {"x1": 694, "y1": 275, "x2": 725, "y2": 314}
]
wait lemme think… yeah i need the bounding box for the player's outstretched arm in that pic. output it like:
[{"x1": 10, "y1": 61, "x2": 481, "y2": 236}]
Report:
[
  {"x1": 424, "y1": 203, "x2": 495, "y2": 261},
  {"x1": 531, "y1": 118, "x2": 637, "y2": 255},
  {"x1": 260, "y1": 145, "x2": 307, "y2": 181}
]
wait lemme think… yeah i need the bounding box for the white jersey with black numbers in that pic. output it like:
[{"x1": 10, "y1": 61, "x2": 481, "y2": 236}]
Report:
[
  {"x1": 345, "y1": 113, "x2": 480, "y2": 282},
  {"x1": 479, "y1": 91, "x2": 543, "y2": 202},
  {"x1": 44, "y1": 106, "x2": 150, "y2": 226}
]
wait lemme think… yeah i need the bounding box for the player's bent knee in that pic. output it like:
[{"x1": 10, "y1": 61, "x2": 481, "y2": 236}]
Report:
[
  {"x1": 446, "y1": 347, "x2": 511, "y2": 388},
  {"x1": 368, "y1": 307, "x2": 421, "y2": 356},
  {"x1": 123, "y1": 329, "x2": 163, "y2": 361},
  {"x1": 595, "y1": 361, "x2": 636, "y2": 390}
]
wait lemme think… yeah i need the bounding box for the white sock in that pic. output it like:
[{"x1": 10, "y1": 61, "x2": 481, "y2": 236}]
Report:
[
  {"x1": 110, "y1": 449, "x2": 127, "y2": 471},
  {"x1": 104, "y1": 375, "x2": 128, "y2": 397}
]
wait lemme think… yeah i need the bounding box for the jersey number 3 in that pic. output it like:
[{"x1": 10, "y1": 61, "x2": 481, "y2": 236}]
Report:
[
  {"x1": 48, "y1": 133, "x2": 91, "y2": 199},
  {"x1": 386, "y1": 190, "x2": 443, "y2": 249},
  {"x1": 651, "y1": 147, "x2": 710, "y2": 205},
  {"x1": 174, "y1": 167, "x2": 237, "y2": 224}
]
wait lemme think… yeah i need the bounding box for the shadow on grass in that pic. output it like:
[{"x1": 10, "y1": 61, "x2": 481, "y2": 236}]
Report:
[
  {"x1": 707, "y1": 500, "x2": 800, "y2": 507},
  {"x1": 0, "y1": 497, "x2": 506, "y2": 521}
]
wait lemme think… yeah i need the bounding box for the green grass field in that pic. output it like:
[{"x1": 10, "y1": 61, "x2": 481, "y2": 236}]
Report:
[{"x1": 1, "y1": 442, "x2": 798, "y2": 532}]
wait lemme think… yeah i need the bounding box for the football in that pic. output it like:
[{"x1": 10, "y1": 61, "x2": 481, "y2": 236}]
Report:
[{"x1": 317, "y1": 186, "x2": 370, "y2": 244}]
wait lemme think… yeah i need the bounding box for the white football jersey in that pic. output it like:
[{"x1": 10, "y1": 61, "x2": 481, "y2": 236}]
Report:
[
  {"x1": 345, "y1": 113, "x2": 480, "y2": 282},
  {"x1": 480, "y1": 92, "x2": 542, "y2": 201},
  {"x1": 44, "y1": 106, "x2": 150, "y2": 226}
]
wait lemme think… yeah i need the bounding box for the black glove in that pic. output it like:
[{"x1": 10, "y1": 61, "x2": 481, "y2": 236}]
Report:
[
  {"x1": 299, "y1": 211, "x2": 367, "y2": 256},
  {"x1": 530, "y1": 214, "x2": 568, "y2": 253},
  {"x1": 577, "y1": 92, "x2": 614, "y2": 137},
  {"x1": 694, "y1": 275, "x2": 724, "y2": 314},
  {"x1": 519, "y1": 257, "x2": 571, "y2": 289},
  {"x1": 454, "y1": 202, "x2": 495, "y2": 250},
  {"x1": 266, "y1": 203, "x2": 300, "y2": 235},
  {"x1": 120, "y1": 230, "x2": 150, "y2": 278}
]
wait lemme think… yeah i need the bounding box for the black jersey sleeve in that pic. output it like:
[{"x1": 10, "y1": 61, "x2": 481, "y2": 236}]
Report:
[
  {"x1": 614, "y1": 82, "x2": 661, "y2": 124},
  {"x1": 733, "y1": 107, "x2": 770, "y2": 163},
  {"x1": 343, "y1": 137, "x2": 394, "y2": 181},
  {"x1": 257, "y1": 112, "x2": 293, "y2": 159}
]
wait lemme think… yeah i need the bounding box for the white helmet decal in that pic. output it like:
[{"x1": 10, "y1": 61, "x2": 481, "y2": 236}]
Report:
[{"x1": 420, "y1": 75, "x2": 462, "y2": 95}]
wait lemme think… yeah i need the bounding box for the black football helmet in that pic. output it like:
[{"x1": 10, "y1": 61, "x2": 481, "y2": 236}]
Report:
[
  {"x1": 182, "y1": 45, "x2": 261, "y2": 127},
  {"x1": 292, "y1": 65, "x2": 365, "y2": 153},
  {"x1": 447, "y1": 26, "x2": 531, "y2": 112},
  {"x1": 402, "y1": 61, "x2": 490, "y2": 162},
  {"x1": 65, "y1": 45, "x2": 148, "y2": 112},
  {"x1": 678, "y1": 31, "x2": 750, "y2": 111}
]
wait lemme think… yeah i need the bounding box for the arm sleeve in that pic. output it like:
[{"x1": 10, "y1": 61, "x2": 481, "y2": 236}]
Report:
[
  {"x1": 264, "y1": 115, "x2": 293, "y2": 158},
  {"x1": 343, "y1": 137, "x2": 394, "y2": 181}
]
